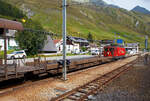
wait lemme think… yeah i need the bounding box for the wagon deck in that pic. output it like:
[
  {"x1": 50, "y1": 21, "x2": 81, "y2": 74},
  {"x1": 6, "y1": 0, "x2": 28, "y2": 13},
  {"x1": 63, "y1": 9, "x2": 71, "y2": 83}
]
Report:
[{"x1": 0, "y1": 56, "x2": 113, "y2": 82}]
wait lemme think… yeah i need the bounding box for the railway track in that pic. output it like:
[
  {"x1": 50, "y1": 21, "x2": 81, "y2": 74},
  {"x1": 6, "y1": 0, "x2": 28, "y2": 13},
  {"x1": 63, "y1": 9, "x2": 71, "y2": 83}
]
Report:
[
  {"x1": 51, "y1": 59, "x2": 137, "y2": 101},
  {"x1": 0, "y1": 54, "x2": 142, "y2": 98}
]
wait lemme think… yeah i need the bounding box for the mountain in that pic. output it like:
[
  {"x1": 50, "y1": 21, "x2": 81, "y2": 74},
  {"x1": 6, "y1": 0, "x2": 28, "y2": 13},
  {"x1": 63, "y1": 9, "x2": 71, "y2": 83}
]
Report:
[
  {"x1": 108, "y1": 4, "x2": 120, "y2": 9},
  {"x1": 72, "y1": 0, "x2": 89, "y2": 3},
  {"x1": 2, "y1": 0, "x2": 150, "y2": 48},
  {"x1": 89, "y1": 0, "x2": 107, "y2": 6},
  {"x1": 132, "y1": 6, "x2": 150, "y2": 14},
  {"x1": 72, "y1": 0, "x2": 119, "y2": 8}
]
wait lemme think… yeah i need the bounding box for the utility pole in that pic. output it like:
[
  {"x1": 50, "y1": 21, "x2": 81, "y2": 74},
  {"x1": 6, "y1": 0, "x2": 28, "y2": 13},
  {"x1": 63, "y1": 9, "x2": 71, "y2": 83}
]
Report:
[
  {"x1": 114, "y1": 32, "x2": 116, "y2": 44},
  {"x1": 145, "y1": 35, "x2": 148, "y2": 52},
  {"x1": 62, "y1": 0, "x2": 67, "y2": 80}
]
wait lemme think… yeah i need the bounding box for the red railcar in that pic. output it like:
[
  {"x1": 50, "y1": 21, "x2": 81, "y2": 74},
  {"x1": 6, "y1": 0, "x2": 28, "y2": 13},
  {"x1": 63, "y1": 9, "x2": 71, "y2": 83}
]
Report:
[{"x1": 103, "y1": 45, "x2": 126, "y2": 59}]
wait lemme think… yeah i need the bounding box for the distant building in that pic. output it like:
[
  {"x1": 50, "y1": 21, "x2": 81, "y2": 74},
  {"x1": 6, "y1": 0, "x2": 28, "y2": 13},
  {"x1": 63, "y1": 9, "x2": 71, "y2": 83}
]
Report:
[
  {"x1": 40, "y1": 35, "x2": 57, "y2": 53},
  {"x1": 88, "y1": 43, "x2": 99, "y2": 51},
  {"x1": 0, "y1": 29, "x2": 18, "y2": 50},
  {"x1": 53, "y1": 38, "x2": 80, "y2": 54},
  {"x1": 67, "y1": 36, "x2": 89, "y2": 47},
  {"x1": 125, "y1": 43, "x2": 139, "y2": 54},
  {"x1": 100, "y1": 39, "x2": 113, "y2": 46},
  {"x1": 53, "y1": 36, "x2": 89, "y2": 54}
]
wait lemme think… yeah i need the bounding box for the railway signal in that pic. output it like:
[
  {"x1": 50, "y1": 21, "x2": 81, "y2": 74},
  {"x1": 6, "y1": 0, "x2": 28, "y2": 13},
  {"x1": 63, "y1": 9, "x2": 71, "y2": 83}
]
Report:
[{"x1": 22, "y1": 18, "x2": 26, "y2": 23}]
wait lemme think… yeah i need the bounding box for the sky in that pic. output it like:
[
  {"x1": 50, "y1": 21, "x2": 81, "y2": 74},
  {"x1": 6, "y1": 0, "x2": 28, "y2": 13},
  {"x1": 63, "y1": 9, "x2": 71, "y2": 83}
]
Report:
[{"x1": 103, "y1": 0, "x2": 150, "y2": 11}]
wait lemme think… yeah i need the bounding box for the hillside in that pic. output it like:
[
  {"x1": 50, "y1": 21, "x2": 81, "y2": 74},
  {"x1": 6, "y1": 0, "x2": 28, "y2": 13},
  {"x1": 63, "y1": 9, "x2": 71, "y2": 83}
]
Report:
[
  {"x1": 132, "y1": 6, "x2": 150, "y2": 15},
  {"x1": 3, "y1": 0, "x2": 150, "y2": 48},
  {"x1": 0, "y1": 0, "x2": 46, "y2": 55}
]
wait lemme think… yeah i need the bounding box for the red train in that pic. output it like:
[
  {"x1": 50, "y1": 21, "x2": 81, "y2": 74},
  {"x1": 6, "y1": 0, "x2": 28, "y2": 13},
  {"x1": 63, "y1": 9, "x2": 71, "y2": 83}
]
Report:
[{"x1": 103, "y1": 45, "x2": 126, "y2": 59}]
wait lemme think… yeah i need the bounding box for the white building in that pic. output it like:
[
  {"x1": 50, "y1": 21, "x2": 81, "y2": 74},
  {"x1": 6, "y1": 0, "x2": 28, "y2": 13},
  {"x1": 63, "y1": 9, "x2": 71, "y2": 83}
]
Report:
[
  {"x1": 125, "y1": 43, "x2": 139, "y2": 54},
  {"x1": 88, "y1": 43, "x2": 99, "y2": 51},
  {"x1": 0, "y1": 30, "x2": 18, "y2": 50},
  {"x1": 53, "y1": 36, "x2": 89, "y2": 54},
  {"x1": 53, "y1": 39, "x2": 80, "y2": 54}
]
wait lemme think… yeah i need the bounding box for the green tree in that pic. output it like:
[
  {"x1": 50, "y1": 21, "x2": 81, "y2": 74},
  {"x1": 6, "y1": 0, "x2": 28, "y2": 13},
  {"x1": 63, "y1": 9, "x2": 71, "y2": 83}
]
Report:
[
  {"x1": 81, "y1": 46, "x2": 87, "y2": 52},
  {"x1": 87, "y1": 32, "x2": 93, "y2": 43},
  {"x1": 16, "y1": 19, "x2": 46, "y2": 55},
  {"x1": 0, "y1": 0, "x2": 24, "y2": 18}
]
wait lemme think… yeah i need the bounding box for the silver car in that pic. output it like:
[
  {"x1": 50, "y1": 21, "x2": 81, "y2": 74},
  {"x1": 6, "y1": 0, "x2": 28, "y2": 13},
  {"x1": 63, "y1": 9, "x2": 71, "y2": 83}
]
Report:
[{"x1": 7, "y1": 50, "x2": 27, "y2": 59}]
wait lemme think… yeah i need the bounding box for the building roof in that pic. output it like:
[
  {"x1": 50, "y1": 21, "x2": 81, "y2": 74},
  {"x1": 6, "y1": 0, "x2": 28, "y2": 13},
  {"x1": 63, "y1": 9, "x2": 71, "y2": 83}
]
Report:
[
  {"x1": 53, "y1": 39, "x2": 61, "y2": 44},
  {"x1": 0, "y1": 18, "x2": 23, "y2": 30},
  {"x1": 89, "y1": 43, "x2": 98, "y2": 47},
  {"x1": 40, "y1": 35, "x2": 57, "y2": 52},
  {"x1": 67, "y1": 36, "x2": 89, "y2": 43},
  {"x1": 100, "y1": 40, "x2": 113, "y2": 44},
  {"x1": 126, "y1": 43, "x2": 139, "y2": 47}
]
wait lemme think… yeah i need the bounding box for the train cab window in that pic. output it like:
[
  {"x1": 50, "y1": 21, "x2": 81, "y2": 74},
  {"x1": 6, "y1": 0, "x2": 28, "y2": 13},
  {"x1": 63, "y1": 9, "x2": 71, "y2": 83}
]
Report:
[
  {"x1": 110, "y1": 48, "x2": 114, "y2": 51},
  {"x1": 105, "y1": 48, "x2": 108, "y2": 52},
  {"x1": 110, "y1": 48, "x2": 114, "y2": 55}
]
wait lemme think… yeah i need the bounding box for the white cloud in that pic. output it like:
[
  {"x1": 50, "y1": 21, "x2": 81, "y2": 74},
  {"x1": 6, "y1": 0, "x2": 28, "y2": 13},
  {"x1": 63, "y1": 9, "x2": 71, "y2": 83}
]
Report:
[{"x1": 103, "y1": 0, "x2": 150, "y2": 10}]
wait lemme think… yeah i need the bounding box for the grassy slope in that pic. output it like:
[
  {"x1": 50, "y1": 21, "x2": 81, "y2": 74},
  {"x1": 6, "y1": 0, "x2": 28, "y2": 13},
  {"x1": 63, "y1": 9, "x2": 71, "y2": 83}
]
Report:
[{"x1": 3, "y1": 0, "x2": 150, "y2": 48}]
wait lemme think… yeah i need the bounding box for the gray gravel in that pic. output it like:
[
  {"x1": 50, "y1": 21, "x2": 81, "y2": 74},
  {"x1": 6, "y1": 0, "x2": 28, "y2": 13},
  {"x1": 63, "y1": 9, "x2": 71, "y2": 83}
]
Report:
[{"x1": 93, "y1": 57, "x2": 150, "y2": 101}]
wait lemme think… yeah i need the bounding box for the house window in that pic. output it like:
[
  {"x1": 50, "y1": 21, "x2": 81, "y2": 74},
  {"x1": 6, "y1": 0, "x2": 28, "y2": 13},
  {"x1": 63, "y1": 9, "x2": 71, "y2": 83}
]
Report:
[{"x1": 68, "y1": 45, "x2": 70, "y2": 51}]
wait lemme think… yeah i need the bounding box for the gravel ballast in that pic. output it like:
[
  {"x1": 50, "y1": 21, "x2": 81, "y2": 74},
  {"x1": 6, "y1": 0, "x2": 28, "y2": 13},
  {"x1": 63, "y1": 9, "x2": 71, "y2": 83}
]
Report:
[{"x1": 94, "y1": 56, "x2": 150, "y2": 101}]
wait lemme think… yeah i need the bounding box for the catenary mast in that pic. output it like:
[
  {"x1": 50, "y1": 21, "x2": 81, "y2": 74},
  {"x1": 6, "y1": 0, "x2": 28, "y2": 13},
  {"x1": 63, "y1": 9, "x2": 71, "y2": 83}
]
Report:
[{"x1": 62, "y1": 0, "x2": 67, "y2": 80}]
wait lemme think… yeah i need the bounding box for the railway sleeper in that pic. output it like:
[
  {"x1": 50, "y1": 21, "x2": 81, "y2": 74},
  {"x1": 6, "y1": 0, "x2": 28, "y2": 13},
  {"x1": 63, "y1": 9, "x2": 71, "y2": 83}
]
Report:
[
  {"x1": 86, "y1": 85, "x2": 97, "y2": 89},
  {"x1": 73, "y1": 92, "x2": 86, "y2": 97},
  {"x1": 78, "y1": 88, "x2": 90, "y2": 94},
  {"x1": 67, "y1": 95, "x2": 80, "y2": 100},
  {"x1": 89, "y1": 83, "x2": 99, "y2": 87},
  {"x1": 63, "y1": 98, "x2": 75, "y2": 101}
]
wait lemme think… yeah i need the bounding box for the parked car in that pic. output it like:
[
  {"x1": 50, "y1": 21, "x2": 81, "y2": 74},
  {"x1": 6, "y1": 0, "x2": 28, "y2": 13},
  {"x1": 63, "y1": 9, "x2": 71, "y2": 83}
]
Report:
[
  {"x1": 127, "y1": 49, "x2": 137, "y2": 55},
  {"x1": 79, "y1": 51, "x2": 88, "y2": 54},
  {"x1": 7, "y1": 50, "x2": 27, "y2": 59},
  {"x1": 72, "y1": 51, "x2": 80, "y2": 54},
  {"x1": 91, "y1": 50, "x2": 100, "y2": 55}
]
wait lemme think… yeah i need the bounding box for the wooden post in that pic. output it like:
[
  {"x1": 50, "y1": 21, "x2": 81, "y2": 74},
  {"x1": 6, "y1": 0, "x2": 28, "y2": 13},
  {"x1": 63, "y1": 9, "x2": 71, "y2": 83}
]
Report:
[
  {"x1": 44, "y1": 57, "x2": 47, "y2": 71},
  {"x1": 15, "y1": 63, "x2": 17, "y2": 78},
  {"x1": 3, "y1": 29, "x2": 8, "y2": 79},
  {"x1": 0, "y1": 59, "x2": 2, "y2": 65}
]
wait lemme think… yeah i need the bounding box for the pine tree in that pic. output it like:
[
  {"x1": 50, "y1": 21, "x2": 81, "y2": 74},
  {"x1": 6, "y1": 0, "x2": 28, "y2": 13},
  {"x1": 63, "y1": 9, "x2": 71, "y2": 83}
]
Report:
[{"x1": 87, "y1": 32, "x2": 93, "y2": 43}]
